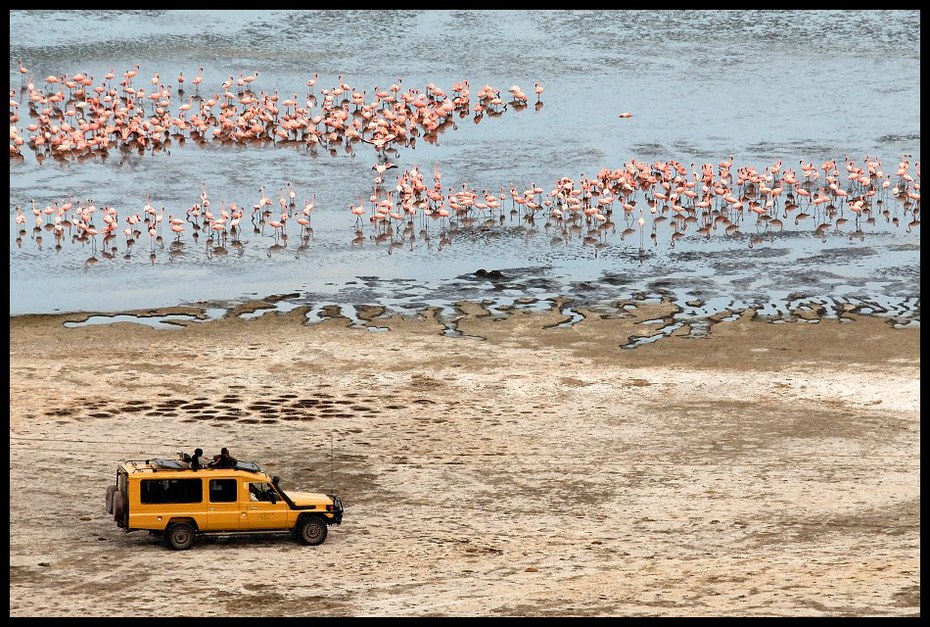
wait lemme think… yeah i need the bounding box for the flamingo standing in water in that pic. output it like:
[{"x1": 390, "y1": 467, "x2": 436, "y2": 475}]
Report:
[
  {"x1": 303, "y1": 193, "x2": 316, "y2": 218},
  {"x1": 241, "y1": 71, "x2": 259, "y2": 91},
  {"x1": 15, "y1": 206, "x2": 26, "y2": 230},
  {"x1": 350, "y1": 195, "x2": 366, "y2": 226},
  {"x1": 168, "y1": 215, "x2": 186, "y2": 241},
  {"x1": 191, "y1": 66, "x2": 204, "y2": 94}
]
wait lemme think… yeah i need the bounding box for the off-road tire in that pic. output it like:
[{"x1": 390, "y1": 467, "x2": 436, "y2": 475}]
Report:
[
  {"x1": 105, "y1": 485, "x2": 116, "y2": 514},
  {"x1": 164, "y1": 522, "x2": 195, "y2": 550},
  {"x1": 111, "y1": 491, "x2": 125, "y2": 521},
  {"x1": 296, "y1": 516, "x2": 327, "y2": 545}
]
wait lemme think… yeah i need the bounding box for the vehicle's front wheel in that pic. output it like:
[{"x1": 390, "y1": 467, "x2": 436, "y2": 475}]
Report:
[
  {"x1": 165, "y1": 522, "x2": 195, "y2": 550},
  {"x1": 296, "y1": 517, "x2": 327, "y2": 545}
]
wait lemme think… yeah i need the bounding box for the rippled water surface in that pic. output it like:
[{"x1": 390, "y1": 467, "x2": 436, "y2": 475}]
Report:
[{"x1": 9, "y1": 10, "x2": 921, "y2": 327}]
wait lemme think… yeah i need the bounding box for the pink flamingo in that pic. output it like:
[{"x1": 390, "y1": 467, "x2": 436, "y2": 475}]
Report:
[
  {"x1": 168, "y1": 215, "x2": 185, "y2": 241},
  {"x1": 191, "y1": 66, "x2": 203, "y2": 93},
  {"x1": 350, "y1": 195, "x2": 366, "y2": 226}
]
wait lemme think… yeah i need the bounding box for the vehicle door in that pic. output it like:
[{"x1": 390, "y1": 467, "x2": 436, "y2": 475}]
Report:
[
  {"x1": 205, "y1": 477, "x2": 243, "y2": 531},
  {"x1": 243, "y1": 480, "x2": 290, "y2": 530}
]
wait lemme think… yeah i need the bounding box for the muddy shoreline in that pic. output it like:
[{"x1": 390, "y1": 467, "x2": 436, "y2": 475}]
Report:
[{"x1": 9, "y1": 305, "x2": 920, "y2": 616}]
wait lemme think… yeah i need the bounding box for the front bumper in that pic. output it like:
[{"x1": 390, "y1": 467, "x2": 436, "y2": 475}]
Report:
[{"x1": 329, "y1": 494, "x2": 344, "y2": 525}]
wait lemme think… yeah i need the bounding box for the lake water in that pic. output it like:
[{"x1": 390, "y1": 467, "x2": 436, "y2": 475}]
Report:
[{"x1": 9, "y1": 10, "x2": 921, "y2": 328}]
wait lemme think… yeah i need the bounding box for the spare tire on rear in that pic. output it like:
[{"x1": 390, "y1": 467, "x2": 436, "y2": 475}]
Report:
[
  {"x1": 112, "y1": 491, "x2": 125, "y2": 521},
  {"x1": 105, "y1": 485, "x2": 116, "y2": 514}
]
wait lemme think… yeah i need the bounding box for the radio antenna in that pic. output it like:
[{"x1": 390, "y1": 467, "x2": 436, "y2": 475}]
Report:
[{"x1": 330, "y1": 432, "x2": 335, "y2": 494}]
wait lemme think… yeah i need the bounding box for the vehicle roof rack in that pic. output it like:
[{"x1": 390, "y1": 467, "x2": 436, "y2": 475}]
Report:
[
  {"x1": 149, "y1": 458, "x2": 189, "y2": 470},
  {"x1": 123, "y1": 457, "x2": 264, "y2": 473}
]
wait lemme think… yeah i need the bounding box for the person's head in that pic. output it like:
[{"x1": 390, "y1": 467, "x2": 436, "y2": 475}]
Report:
[
  {"x1": 194, "y1": 448, "x2": 203, "y2": 456},
  {"x1": 221, "y1": 447, "x2": 229, "y2": 455}
]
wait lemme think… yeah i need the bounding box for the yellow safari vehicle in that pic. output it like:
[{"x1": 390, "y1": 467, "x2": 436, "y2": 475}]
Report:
[{"x1": 105, "y1": 453, "x2": 343, "y2": 550}]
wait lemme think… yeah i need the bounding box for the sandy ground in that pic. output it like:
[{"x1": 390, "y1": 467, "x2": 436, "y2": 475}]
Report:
[{"x1": 9, "y1": 299, "x2": 921, "y2": 617}]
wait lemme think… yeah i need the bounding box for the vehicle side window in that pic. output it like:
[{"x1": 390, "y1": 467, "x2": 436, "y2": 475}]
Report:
[
  {"x1": 141, "y1": 478, "x2": 202, "y2": 504},
  {"x1": 249, "y1": 482, "x2": 278, "y2": 502},
  {"x1": 209, "y1": 478, "x2": 238, "y2": 503}
]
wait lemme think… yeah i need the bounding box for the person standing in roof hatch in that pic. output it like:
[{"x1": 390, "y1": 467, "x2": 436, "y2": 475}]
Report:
[{"x1": 210, "y1": 447, "x2": 237, "y2": 468}]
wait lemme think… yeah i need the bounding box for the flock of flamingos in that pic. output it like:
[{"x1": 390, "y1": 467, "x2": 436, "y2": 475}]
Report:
[{"x1": 10, "y1": 61, "x2": 921, "y2": 259}]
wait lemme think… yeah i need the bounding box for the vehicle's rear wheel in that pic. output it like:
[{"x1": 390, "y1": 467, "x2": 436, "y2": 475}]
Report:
[
  {"x1": 164, "y1": 522, "x2": 195, "y2": 550},
  {"x1": 111, "y1": 491, "x2": 125, "y2": 521},
  {"x1": 105, "y1": 485, "x2": 116, "y2": 514},
  {"x1": 296, "y1": 517, "x2": 327, "y2": 545}
]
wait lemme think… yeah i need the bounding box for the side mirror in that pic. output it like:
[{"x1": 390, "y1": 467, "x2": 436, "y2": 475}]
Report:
[{"x1": 269, "y1": 493, "x2": 279, "y2": 504}]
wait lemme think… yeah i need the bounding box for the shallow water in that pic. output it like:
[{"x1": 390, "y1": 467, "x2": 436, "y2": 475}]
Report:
[{"x1": 9, "y1": 10, "x2": 921, "y2": 327}]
